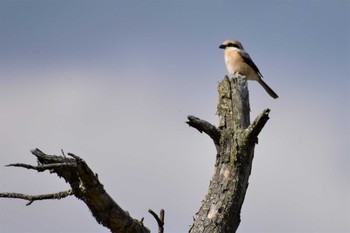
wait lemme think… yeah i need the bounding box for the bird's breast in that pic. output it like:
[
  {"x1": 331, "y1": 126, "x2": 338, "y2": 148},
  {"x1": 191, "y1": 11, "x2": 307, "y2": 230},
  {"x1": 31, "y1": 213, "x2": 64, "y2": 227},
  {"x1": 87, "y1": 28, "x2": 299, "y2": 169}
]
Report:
[{"x1": 224, "y1": 50, "x2": 259, "y2": 80}]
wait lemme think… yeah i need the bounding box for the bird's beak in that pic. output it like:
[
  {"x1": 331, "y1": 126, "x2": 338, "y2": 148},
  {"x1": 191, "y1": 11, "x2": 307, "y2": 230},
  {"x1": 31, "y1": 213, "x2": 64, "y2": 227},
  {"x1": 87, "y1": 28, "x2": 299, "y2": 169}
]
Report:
[{"x1": 219, "y1": 44, "x2": 226, "y2": 49}]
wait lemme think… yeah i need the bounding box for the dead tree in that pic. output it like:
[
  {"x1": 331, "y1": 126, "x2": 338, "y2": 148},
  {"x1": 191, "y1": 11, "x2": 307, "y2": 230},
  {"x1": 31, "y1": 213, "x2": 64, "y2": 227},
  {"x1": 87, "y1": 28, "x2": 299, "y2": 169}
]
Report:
[
  {"x1": 187, "y1": 74, "x2": 270, "y2": 232},
  {"x1": 0, "y1": 73, "x2": 271, "y2": 233}
]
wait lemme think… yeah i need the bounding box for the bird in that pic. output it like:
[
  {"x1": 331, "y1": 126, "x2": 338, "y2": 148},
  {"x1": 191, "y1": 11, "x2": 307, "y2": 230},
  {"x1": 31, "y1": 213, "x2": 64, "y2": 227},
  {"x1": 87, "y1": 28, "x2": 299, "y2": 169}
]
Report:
[{"x1": 219, "y1": 39, "x2": 278, "y2": 99}]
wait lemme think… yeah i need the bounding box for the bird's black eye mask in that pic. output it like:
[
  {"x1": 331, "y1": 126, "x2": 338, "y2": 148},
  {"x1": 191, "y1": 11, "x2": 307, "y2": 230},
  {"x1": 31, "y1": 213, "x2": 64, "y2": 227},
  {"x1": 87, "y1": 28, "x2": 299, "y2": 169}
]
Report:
[
  {"x1": 226, "y1": 43, "x2": 239, "y2": 48},
  {"x1": 219, "y1": 43, "x2": 239, "y2": 49}
]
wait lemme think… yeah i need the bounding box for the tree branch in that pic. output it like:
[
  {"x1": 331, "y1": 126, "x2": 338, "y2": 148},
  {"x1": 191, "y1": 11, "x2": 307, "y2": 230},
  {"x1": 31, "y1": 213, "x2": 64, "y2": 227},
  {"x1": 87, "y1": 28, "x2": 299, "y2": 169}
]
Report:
[
  {"x1": 1, "y1": 148, "x2": 150, "y2": 233},
  {"x1": 6, "y1": 162, "x2": 77, "y2": 171},
  {"x1": 186, "y1": 115, "x2": 220, "y2": 145},
  {"x1": 243, "y1": 108, "x2": 270, "y2": 143},
  {"x1": 0, "y1": 190, "x2": 73, "y2": 206},
  {"x1": 148, "y1": 209, "x2": 165, "y2": 233}
]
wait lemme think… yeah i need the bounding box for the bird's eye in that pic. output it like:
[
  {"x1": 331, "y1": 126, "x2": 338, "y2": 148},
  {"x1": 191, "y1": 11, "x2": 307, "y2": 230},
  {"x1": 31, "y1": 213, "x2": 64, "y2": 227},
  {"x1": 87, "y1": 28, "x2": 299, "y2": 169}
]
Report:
[{"x1": 227, "y1": 43, "x2": 239, "y2": 48}]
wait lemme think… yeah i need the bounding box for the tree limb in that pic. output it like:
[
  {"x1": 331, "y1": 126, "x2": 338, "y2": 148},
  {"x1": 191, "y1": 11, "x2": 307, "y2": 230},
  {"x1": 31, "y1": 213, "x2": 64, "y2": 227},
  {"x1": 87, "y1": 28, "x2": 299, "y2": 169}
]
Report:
[
  {"x1": 0, "y1": 190, "x2": 73, "y2": 206},
  {"x1": 148, "y1": 209, "x2": 165, "y2": 233},
  {"x1": 243, "y1": 108, "x2": 270, "y2": 143},
  {"x1": 6, "y1": 162, "x2": 77, "y2": 171},
  {"x1": 186, "y1": 115, "x2": 221, "y2": 145},
  {"x1": 1, "y1": 148, "x2": 150, "y2": 233}
]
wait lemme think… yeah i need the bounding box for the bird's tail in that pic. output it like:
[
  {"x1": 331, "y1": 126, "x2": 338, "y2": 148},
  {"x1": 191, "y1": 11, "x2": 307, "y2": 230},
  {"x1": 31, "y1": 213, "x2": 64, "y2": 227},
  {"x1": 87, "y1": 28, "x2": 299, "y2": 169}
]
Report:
[{"x1": 258, "y1": 78, "x2": 279, "y2": 99}]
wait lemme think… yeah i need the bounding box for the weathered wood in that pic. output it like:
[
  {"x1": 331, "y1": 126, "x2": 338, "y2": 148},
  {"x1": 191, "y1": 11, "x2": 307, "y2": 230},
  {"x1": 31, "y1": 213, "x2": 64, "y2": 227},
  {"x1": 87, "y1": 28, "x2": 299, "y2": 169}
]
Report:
[
  {"x1": 186, "y1": 115, "x2": 221, "y2": 146},
  {"x1": 0, "y1": 190, "x2": 73, "y2": 206},
  {"x1": 188, "y1": 73, "x2": 270, "y2": 233},
  {"x1": 148, "y1": 209, "x2": 165, "y2": 233},
  {"x1": 1, "y1": 73, "x2": 271, "y2": 233},
  {"x1": 33, "y1": 149, "x2": 150, "y2": 233},
  {"x1": 3, "y1": 149, "x2": 150, "y2": 233}
]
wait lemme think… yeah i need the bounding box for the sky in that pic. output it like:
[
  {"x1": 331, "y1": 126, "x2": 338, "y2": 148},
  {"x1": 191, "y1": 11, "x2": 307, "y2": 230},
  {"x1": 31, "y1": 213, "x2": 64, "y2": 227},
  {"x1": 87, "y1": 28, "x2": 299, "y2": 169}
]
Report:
[{"x1": 0, "y1": 1, "x2": 349, "y2": 233}]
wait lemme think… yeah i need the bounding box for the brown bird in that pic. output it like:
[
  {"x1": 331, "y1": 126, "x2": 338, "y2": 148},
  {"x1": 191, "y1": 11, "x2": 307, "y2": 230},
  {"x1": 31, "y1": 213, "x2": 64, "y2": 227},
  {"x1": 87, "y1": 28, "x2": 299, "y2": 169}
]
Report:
[{"x1": 219, "y1": 39, "x2": 278, "y2": 99}]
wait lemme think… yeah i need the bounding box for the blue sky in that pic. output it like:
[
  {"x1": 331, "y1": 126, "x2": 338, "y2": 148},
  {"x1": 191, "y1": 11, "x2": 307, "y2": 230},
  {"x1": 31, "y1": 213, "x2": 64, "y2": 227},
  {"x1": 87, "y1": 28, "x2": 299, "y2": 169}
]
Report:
[{"x1": 0, "y1": 1, "x2": 349, "y2": 233}]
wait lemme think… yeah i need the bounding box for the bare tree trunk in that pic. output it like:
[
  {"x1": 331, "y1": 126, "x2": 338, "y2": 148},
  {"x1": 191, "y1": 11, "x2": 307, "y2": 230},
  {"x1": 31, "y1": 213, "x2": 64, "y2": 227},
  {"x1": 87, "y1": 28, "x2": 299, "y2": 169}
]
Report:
[
  {"x1": 187, "y1": 74, "x2": 270, "y2": 233},
  {"x1": 1, "y1": 74, "x2": 271, "y2": 233}
]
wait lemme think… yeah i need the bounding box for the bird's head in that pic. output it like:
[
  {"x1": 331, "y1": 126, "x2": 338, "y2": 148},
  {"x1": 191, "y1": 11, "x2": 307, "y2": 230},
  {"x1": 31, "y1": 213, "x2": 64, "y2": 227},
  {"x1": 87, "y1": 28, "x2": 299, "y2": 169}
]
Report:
[{"x1": 219, "y1": 39, "x2": 244, "y2": 50}]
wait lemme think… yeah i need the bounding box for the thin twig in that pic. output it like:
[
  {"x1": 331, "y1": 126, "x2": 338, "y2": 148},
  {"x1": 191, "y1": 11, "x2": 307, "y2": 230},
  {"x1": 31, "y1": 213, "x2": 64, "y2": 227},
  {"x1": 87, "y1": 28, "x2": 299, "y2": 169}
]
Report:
[
  {"x1": 67, "y1": 152, "x2": 83, "y2": 161},
  {"x1": 6, "y1": 162, "x2": 76, "y2": 171},
  {"x1": 148, "y1": 209, "x2": 165, "y2": 233},
  {"x1": 61, "y1": 149, "x2": 66, "y2": 159},
  {"x1": 0, "y1": 189, "x2": 73, "y2": 206}
]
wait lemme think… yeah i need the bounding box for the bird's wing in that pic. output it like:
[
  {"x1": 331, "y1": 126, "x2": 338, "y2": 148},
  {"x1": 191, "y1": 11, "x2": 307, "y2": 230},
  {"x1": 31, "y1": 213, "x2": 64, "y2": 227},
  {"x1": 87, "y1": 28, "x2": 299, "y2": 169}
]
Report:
[{"x1": 238, "y1": 50, "x2": 263, "y2": 78}]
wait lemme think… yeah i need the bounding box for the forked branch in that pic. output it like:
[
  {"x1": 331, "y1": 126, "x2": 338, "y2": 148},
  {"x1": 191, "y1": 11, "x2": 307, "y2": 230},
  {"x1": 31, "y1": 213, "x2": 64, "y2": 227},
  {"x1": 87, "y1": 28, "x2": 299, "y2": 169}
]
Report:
[
  {"x1": 148, "y1": 209, "x2": 165, "y2": 233},
  {"x1": 0, "y1": 148, "x2": 150, "y2": 233},
  {"x1": 188, "y1": 74, "x2": 271, "y2": 233}
]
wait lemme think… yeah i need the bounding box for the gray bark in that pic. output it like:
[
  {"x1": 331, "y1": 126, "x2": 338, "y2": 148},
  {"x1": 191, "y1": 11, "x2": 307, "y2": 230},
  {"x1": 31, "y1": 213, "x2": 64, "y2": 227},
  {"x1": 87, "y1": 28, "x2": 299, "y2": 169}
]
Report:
[
  {"x1": 1, "y1": 74, "x2": 271, "y2": 233},
  {"x1": 187, "y1": 74, "x2": 270, "y2": 233},
  {"x1": 1, "y1": 149, "x2": 150, "y2": 233}
]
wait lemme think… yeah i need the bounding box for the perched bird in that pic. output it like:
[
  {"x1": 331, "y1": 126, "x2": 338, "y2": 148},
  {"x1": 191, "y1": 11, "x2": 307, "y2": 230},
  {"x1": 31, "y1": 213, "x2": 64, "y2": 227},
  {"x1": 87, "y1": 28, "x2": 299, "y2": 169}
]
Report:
[{"x1": 219, "y1": 39, "x2": 278, "y2": 99}]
